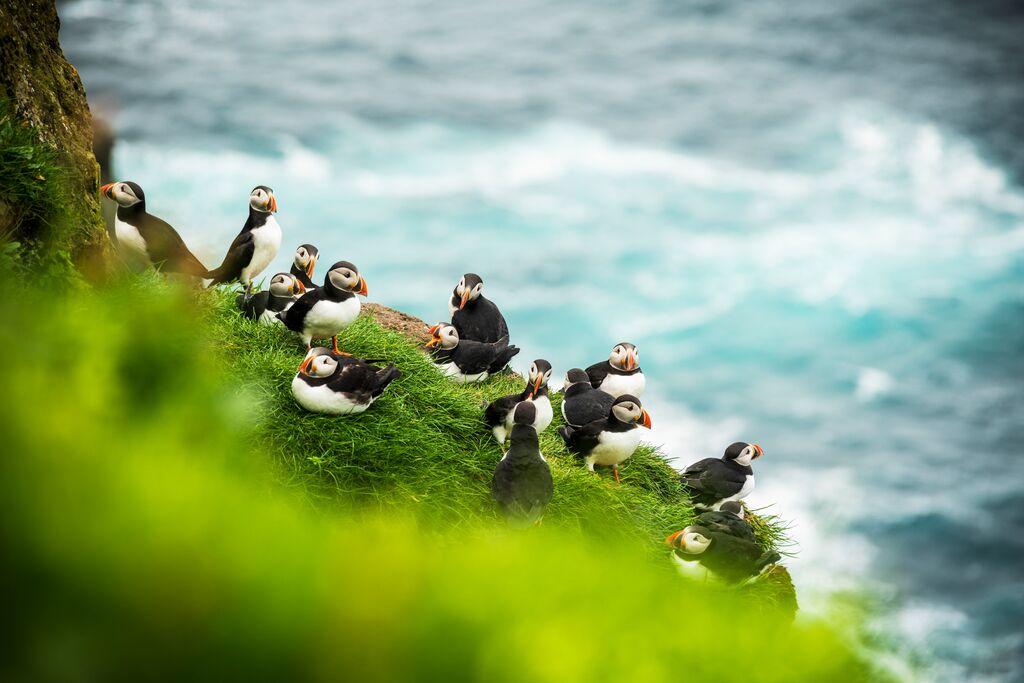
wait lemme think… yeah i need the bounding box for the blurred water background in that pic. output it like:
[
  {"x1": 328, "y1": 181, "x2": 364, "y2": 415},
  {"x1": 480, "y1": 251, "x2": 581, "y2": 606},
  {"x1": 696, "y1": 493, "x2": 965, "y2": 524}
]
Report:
[{"x1": 59, "y1": 0, "x2": 1024, "y2": 679}]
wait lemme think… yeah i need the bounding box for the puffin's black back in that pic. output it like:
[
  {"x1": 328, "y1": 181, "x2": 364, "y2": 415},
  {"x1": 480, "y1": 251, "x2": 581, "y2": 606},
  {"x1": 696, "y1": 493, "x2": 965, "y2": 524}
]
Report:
[
  {"x1": 491, "y1": 406, "x2": 552, "y2": 527},
  {"x1": 695, "y1": 508, "x2": 756, "y2": 542},
  {"x1": 452, "y1": 295, "x2": 509, "y2": 343},
  {"x1": 696, "y1": 533, "x2": 779, "y2": 583},
  {"x1": 562, "y1": 381, "x2": 616, "y2": 427}
]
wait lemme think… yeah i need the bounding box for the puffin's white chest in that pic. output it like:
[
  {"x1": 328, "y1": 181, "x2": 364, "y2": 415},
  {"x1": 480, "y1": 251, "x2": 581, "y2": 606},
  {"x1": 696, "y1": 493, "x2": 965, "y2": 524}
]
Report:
[
  {"x1": 242, "y1": 216, "x2": 282, "y2": 282},
  {"x1": 291, "y1": 376, "x2": 370, "y2": 415},
  {"x1": 671, "y1": 553, "x2": 717, "y2": 583},
  {"x1": 587, "y1": 428, "x2": 642, "y2": 466},
  {"x1": 303, "y1": 296, "x2": 360, "y2": 336},
  {"x1": 435, "y1": 361, "x2": 489, "y2": 384},
  {"x1": 712, "y1": 475, "x2": 755, "y2": 509},
  {"x1": 114, "y1": 217, "x2": 150, "y2": 264},
  {"x1": 597, "y1": 371, "x2": 645, "y2": 398}
]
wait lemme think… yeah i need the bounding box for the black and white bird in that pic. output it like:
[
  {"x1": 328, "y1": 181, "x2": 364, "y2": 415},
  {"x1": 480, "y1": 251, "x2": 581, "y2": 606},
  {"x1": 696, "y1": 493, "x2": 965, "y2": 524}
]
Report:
[
  {"x1": 585, "y1": 342, "x2": 645, "y2": 398},
  {"x1": 491, "y1": 402, "x2": 554, "y2": 527},
  {"x1": 484, "y1": 359, "x2": 553, "y2": 444},
  {"x1": 679, "y1": 442, "x2": 764, "y2": 511},
  {"x1": 206, "y1": 186, "x2": 282, "y2": 297},
  {"x1": 558, "y1": 394, "x2": 651, "y2": 483},
  {"x1": 236, "y1": 272, "x2": 305, "y2": 324},
  {"x1": 425, "y1": 323, "x2": 518, "y2": 384},
  {"x1": 665, "y1": 525, "x2": 780, "y2": 584},
  {"x1": 290, "y1": 243, "x2": 319, "y2": 291},
  {"x1": 449, "y1": 273, "x2": 509, "y2": 342},
  {"x1": 277, "y1": 261, "x2": 368, "y2": 353},
  {"x1": 291, "y1": 347, "x2": 401, "y2": 415},
  {"x1": 694, "y1": 501, "x2": 756, "y2": 543},
  {"x1": 560, "y1": 367, "x2": 615, "y2": 428},
  {"x1": 100, "y1": 181, "x2": 208, "y2": 276}
]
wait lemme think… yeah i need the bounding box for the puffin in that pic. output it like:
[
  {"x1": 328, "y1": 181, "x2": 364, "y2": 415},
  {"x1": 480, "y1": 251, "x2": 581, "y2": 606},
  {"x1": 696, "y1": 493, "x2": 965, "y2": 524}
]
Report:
[
  {"x1": 558, "y1": 394, "x2": 651, "y2": 483},
  {"x1": 290, "y1": 243, "x2": 319, "y2": 291},
  {"x1": 277, "y1": 261, "x2": 368, "y2": 353},
  {"x1": 291, "y1": 347, "x2": 401, "y2": 415},
  {"x1": 424, "y1": 323, "x2": 518, "y2": 384},
  {"x1": 665, "y1": 525, "x2": 780, "y2": 584},
  {"x1": 585, "y1": 342, "x2": 645, "y2": 398},
  {"x1": 679, "y1": 442, "x2": 764, "y2": 511},
  {"x1": 695, "y1": 501, "x2": 756, "y2": 543},
  {"x1": 99, "y1": 181, "x2": 208, "y2": 276},
  {"x1": 491, "y1": 401, "x2": 554, "y2": 528},
  {"x1": 448, "y1": 273, "x2": 509, "y2": 342},
  {"x1": 206, "y1": 185, "x2": 282, "y2": 297},
  {"x1": 560, "y1": 367, "x2": 615, "y2": 428},
  {"x1": 236, "y1": 272, "x2": 305, "y2": 324},
  {"x1": 484, "y1": 359, "x2": 553, "y2": 444}
]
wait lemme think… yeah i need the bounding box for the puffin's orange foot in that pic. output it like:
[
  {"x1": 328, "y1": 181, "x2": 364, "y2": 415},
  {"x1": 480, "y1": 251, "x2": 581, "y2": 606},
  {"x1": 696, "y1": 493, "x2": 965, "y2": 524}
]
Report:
[{"x1": 613, "y1": 467, "x2": 621, "y2": 484}]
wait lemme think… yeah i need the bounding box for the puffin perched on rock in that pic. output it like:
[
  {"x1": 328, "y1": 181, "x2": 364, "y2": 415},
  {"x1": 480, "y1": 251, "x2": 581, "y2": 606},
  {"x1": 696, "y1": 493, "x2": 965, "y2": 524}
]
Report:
[
  {"x1": 100, "y1": 181, "x2": 208, "y2": 276},
  {"x1": 695, "y1": 501, "x2": 756, "y2": 542},
  {"x1": 560, "y1": 367, "x2": 615, "y2": 428},
  {"x1": 679, "y1": 442, "x2": 763, "y2": 511},
  {"x1": 278, "y1": 260, "x2": 368, "y2": 353},
  {"x1": 585, "y1": 342, "x2": 645, "y2": 398},
  {"x1": 236, "y1": 272, "x2": 304, "y2": 324},
  {"x1": 425, "y1": 323, "x2": 518, "y2": 384},
  {"x1": 559, "y1": 394, "x2": 651, "y2": 483},
  {"x1": 290, "y1": 243, "x2": 319, "y2": 291},
  {"x1": 484, "y1": 359, "x2": 553, "y2": 444},
  {"x1": 491, "y1": 401, "x2": 554, "y2": 527},
  {"x1": 448, "y1": 274, "x2": 519, "y2": 371},
  {"x1": 206, "y1": 186, "x2": 281, "y2": 297},
  {"x1": 665, "y1": 525, "x2": 780, "y2": 584},
  {"x1": 291, "y1": 347, "x2": 401, "y2": 415}
]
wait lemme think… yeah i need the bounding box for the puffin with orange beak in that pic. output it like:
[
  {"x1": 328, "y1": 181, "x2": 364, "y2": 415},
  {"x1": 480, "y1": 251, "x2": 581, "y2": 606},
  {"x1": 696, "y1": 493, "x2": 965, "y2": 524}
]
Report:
[
  {"x1": 424, "y1": 322, "x2": 517, "y2": 384},
  {"x1": 99, "y1": 180, "x2": 208, "y2": 276},
  {"x1": 585, "y1": 342, "x2": 645, "y2": 398},
  {"x1": 447, "y1": 274, "x2": 518, "y2": 371},
  {"x1": 679, "y1": 442, "x2": 765, "y2": 511},
  {"x1": 290, "y1": 244, "x2": 319, "y2": 291},
  {"x1": 484, "y1": 359, "x2": 553, "y2": 444},
  {"x1": 665, "y1": 524, "x2": 780, "y2": 584},
  {"x1": 291, "y1": 347, "x2": 401, "y2": 415},
  {"x1": 558, "y1": 394, "x2": 652, "y2": 484},
  {"x1": 236, "y1": 272, "x2": 305, "y2": 324},
  {"x1": 277, "y1": 261, "x2": 368, "y2": 353},
  {"x1": 206, "y1": 185, "x2": 282, "y2": 298}
]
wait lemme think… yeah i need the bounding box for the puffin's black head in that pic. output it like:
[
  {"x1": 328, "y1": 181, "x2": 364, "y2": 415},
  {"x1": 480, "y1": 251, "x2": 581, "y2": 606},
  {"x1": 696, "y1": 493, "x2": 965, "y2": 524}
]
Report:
[
  {"x1": 609, "y1": 342, "x2": 639, "y2": 372},
  {"x1": 665, "y1": 525, "x2": 712, "y2": 554},
  {"x1": 325, "y1": 261, "x2": 368, "y2": 295},
  {"x1": 609, "y1": 394, "x2": 652, "y2": 428},
  {"x1": 298, "y1": 347, "x2": 338, "y2": 377},
  {"x1": 269, "y1": 272, "x2": 305, "y2": 297},
  {"x1": 455, "y1": 273, "x2": 484, "y2": 310},
  {"x1": 425, "y1": 323, "x2": 459, "y2": 350},
  {"x1": 723, "y1": 442, "x2": 763, "y2": 466},
  {"x1": 526, "y1": 359, "x2": 552, "y2": 398},
  {"x1": 719, "y1": 501, "x2": 745, "y2": 519},
  {"x1": 564, "y1": 368, "x2": 590, "y2": 386},
  {"x1": 293, "y1": 244, "x2": 319, "y2": 277},
  {"x1": 249, "y1": 185, "x2": 277, "y2": 213},
  {"x1": 99, "y1": 181, "x2": 145, "y2": 208},
  {"x1": 513, "y1": 400, "x2": 538, "y2": 426}
]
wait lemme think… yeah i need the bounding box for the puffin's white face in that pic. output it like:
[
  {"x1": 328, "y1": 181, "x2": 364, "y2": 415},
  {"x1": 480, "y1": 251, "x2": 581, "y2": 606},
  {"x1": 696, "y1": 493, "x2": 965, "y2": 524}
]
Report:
[
  {"x1": 610, "y1": 399, "x2": 651, "y2": 427},
  {"x1": 677, "y1": 528, "x2": 712, "y2": 555},
  {"x1": 734, "y1": 444, "x2": 763, "y2": 467},
  {"x1": 328, "y1": 265, "x2": 362, "y2": 292},
  {"x1": 609, "y1": 343, "x2": 639, "y2": 371},
  {"x1": 105, "y1": 182, "x2": 142, "y2": 207},
  {"x1": 269, "y1": 273, "x2": 302, "y2": 297},
  {"x1": 249, "y1": 187, "x2": 277, "y2": 213},
  {"x1": 426, "y1": 323, "x2": 459, "y2": 350},
  {"x1": 455, "y1": 276, "x2": 483, "y2": 309},
  {"x1": 306, "y1": 355, "x2": 338, "y2": 378}
]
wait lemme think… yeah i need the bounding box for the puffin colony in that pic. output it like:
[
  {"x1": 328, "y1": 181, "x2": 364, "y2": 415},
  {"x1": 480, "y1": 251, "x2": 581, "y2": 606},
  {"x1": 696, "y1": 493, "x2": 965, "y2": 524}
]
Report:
[{"x1": 101, "y1": 182, "x2": 777, "y2": 586}]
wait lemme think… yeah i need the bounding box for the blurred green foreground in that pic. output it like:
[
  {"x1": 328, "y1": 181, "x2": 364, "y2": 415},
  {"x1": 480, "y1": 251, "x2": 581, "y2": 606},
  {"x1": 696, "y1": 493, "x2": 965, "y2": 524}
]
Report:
[{"x1": 0, "y1": 275, "x2": 886, "y2": 681}]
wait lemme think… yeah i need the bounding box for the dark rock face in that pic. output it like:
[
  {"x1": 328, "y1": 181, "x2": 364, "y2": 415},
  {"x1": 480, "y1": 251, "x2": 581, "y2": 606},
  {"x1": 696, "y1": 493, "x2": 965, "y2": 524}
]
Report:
[{"x1": 0, "y1": 0, "x2": 109, "y2": 278}]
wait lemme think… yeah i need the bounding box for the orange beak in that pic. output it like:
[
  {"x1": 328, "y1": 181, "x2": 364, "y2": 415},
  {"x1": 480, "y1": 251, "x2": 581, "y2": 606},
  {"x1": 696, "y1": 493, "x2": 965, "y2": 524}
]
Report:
[
  {"x1": 298, "y1": 353, "x2": 314, "y2": 374},
  {"x1": 639, "y1": 409, "x2": 652, "y2": 429},
  {"x1": 305, "y1": 255, "x2": 316, "y2": 279},
  {"x1": 427, "y1": 324, "x2": 441, "y2": 335},
  {"x1": 295, "y1": 280, "x2": 307, "y2": 294},
  {"x1": 269, "y1": 194, "x2": 278, "y2": 213},
  {"x1": 625, "y1": 350, "x2": 638, "y2": 371},
  {"x1": 528, "y1": 376, "x2": 543, "y2": 399},
  {"x1": 426, "y1": 335, "x2": 441, "y2": 349},
  {"x1": 356, "y1": 277, "x2": 368, "y2": 296},
  {"x1": 665, "y1": 530, "x2": 684, "y2": 546},
  {"x1": 99, "y1": 183, "x2": 115, "y2": 198},
  {"x1": 752, "y1": 443, "x2": 764, "y2": 459},
  {"x1": 459, "y1": 290, "x2": 470, "y2": 310}
]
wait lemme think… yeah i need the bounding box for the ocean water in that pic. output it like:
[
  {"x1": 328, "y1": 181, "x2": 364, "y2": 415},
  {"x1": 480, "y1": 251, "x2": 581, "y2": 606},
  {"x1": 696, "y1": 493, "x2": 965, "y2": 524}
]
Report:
[{"x1": 59, "y1": 0, "x2": 1024, "y2": 679}]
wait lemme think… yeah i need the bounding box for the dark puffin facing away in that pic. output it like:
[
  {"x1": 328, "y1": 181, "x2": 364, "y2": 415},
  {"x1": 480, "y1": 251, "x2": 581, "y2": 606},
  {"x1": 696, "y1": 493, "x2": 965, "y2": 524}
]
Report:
[
  {"x1": 290, "y1": 243, "x2": 319, "y2": 291},
  {"x1": 100, "y1": 181, "x2": 208, "y2": 276},
  {"x1": 448, "y1": 272, "x2": 515, "y2": 347},
  {"x1": 206, "y1": 186, "x2": 282, "y2": 296},
  {"x1": 558, "y1": 394, "x2": 651, "y2": 483},
  {"x1": 484, "y1": 359, "x2": 554, "y2": 444},
  {"x1": 491, "y1": 401, "x2": 554, "y2": 527},
  {"x1": 236, "y1": 272, "x2": 305, "y2": 324},
  {"x1": 695, "y1": 501, "x2": 756, "y2": 542},
  {"x1": 665, "y1": 525, "x2": 780, "y2": 584},
  {"x1": 278, "y1": 261, "x2": 368, "y2": 353},
  {"x1": 585, "y1": 342, "x2": 645, "y2": 398},
  {"x1": 425, "y1": 323, "x2": 518, "y2": 384},
  {"x1": 679, "y1": 442, "x2": 763, "y2": 511},
  {"x1": 560, "y1": 367, "x2": 615, "y2": 428},
  {"x1": 291, "y1": 347, "x2": 401, "y2": 415}
]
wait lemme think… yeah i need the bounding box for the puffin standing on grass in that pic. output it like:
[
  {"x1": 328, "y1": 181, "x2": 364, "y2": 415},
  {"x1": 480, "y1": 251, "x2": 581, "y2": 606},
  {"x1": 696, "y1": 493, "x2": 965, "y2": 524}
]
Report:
[
  {"x1": 558, "y1": 394, "x2": 651, "y2": 483},
  {"x1": 585, "y1": 342, "x2": 645, "y2": 398},
  {"x1": 425, "y1": 323, "x2": 517, "y2": 384},
  {"x1": 290, "y1": 244, "x2": 319, "y2": 291},
  {"x1": 100, "y1": 181, "x2": 208, "y2": 276},
  {"x1": 484, "y1": 359, "x2": 553, "y2": 444},
  {"x1": 236, "y1": 272, "x2": 305, "y2": 324},
  {"x1": 695, "y1": 501, "x2": 757, "y2": 542},
  {"x1": 291, "y1": 347, "x2": 401, "y2": 415},
  {"x1": 491, "y1": 402, "x2": 554, "y2": 527},
  {"x1": 206, "y1": 186, "x2": 282, "y2": 297},
  {"x1": 278, "y1": 261, "x2": 368, "y2": 353},
  {"x1": 679, "y1": 442, "x2": 764, "y2": 511},
  {"x1": 665, "y1": 526, "x2": 780, "y2": 584},
  {"x1": 448, "y1": 273, "x2": 519, "y2": 372},
  {"x1": 560, "y1": 368, "x2": 615, "y2": 428}
]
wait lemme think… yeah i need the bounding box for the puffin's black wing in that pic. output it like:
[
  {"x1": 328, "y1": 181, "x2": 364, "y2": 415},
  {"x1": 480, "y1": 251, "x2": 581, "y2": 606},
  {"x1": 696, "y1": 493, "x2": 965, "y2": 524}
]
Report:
[
  {"x1": 680, "y1": 459, "x2": 746, "y2": 502},
  {"x1": 452, "y1": 296, "x2": 508, "y2": 343},
  {"x1": 703, "y1": 533, "x2": 771, "y2": 583},
  {"x1": 236, "y1": 290, "x2": 270, "y2": 320},
  {"x1": 488, "y1": 344, "x2": 520, "y2": 374},
  {"x1": 584, "y1": 360, "x2": 612, "y2": 389},
  {"x1": 278, "y1": 288, "x2": 324, "y2": 332},
  {"x1": 451, "y1": 339, "x2": 504, "y2": 374},
  {"x1": 696, "y1": 510, "x2": 756, "y2": 542},
  {"x1": 370, "y1": 365, "x2": 402, "y2": 398},
  {"x1": 491, "y1": 454, "x2": 553, "y2": 527},
  {"x1": 136, "y1": 213, "x2": 209, "y2": 276},
  {"x1": 485, "y1": 391, "x2": 524, "y2": 427},
  {"x1": 563, "y1": 385, "x2": 616, "y2": 427},
  {"x1": 558, "y1": 421, "x2": 604, "y2": 456},
  {"x1": 206, "y1": 229, "x2": 254, "y2": 284}
]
